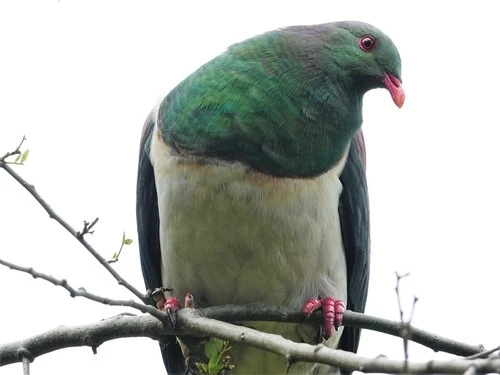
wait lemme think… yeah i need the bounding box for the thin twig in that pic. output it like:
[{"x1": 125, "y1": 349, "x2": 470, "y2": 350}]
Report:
[
  {"x1": 0, "y1": 136, "x2": 26, "y2": 163},
  {"x1": 395, "y1": 271, "x2": 415, "y2": 368},
  {"x1": 77, "y1": 218, "x2": 99, "y2": 238},
  {"x1": 465, "y1": 344, "x2": 500, "y2": 360},
  {"x1": 409, "y1": 295, "x2": 419, "y2": 322},
  {"x1": 395, "y1": 272, "x2": 410, "y2": 323},
  {"x1": 0, "y1": 162, "x2": 148, "y2": 304},
  {"x1": 0, "y1": 258, "x2": 163, "y2": 320},
  {"x1": 107, "y1": 232, "x2": 131, "y2": 264}
]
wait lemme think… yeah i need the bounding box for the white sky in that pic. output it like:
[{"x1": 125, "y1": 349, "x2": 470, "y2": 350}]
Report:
[{"x1": 1, "y1": 1, "x2": 499, "y2": 374}]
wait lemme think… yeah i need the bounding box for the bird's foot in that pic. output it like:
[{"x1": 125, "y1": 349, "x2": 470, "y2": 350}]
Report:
[
  {"x1": 151, "y1": 287, "x2": 172, "y2": 309},
  {"x1": 164, "y1": 296, "x2": 182, "y2": 312},
  {"x1": 152, "y1": 291, "x2": 196, "y2": 325},
  {"x1": 302, "y1": 297, "x2": 345, "y2": 340},
  {"x1": 160, "y1": 296, "x2": 181, "y2": 325},
  {"x1": 162, "y1": 293, "x2": 203, "y2": 372}
]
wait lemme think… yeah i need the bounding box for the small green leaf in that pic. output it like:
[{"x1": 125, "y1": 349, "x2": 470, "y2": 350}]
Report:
[
  {"x1": 112, "y1": 252, "x2": 118, "y2": 259},
  {"x1": 14, "y1": 153, "x2": 22, "y2": 163},
  {"x1": 208, "y1": 352, "x2": 218, "y2": 367},
  {"x1": 209, "y1": 363, "x2": 224, "y2": 374},
  {"x1": 204, "y1": 340, "x2": 219, "y2": 360},
  {"x1": 204, "y1": 338, "x2": 224, "y2": 360},
  {"x1": 122, "y1": 232, "x2": 126, "y2": 242},
  {"x1": 20, "y1": 149, "x2": 29, "y2": 163},
  {"x1": 124, "y1": 238, "x2": 133, "y2": 245},
  {"x1": 207, "y1": 353, "x2": 224, "y2": 374}
]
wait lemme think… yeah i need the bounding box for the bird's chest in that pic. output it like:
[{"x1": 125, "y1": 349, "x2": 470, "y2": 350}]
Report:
[{"x1": 151, "y1": 132, "x2": 348, "y2": 310}]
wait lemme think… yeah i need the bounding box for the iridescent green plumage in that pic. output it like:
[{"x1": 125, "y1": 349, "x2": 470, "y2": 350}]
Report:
[{"x1": 157, "y1": 21, "x2": 401, "y2": 177}]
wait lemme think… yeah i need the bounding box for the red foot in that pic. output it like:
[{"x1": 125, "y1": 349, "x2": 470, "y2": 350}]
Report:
[
  {"x1": 164, "y1": 297, "x2": 181, "y2": 312},
  {"x1": 161, "y1": 296, "x2": 181, "y2": 325},
  {"x1": 302, "y1": 297, "x2": 345, "y2": 340},
  {"x1": 162, "y1": 294, "x2": 196, "y2": 325}
]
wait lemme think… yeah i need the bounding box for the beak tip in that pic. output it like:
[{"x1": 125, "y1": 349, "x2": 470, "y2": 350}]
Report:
[
  {"x1": 394, "y1": 92, "x2": 405, "y2": 108},
  {"x1": 384, "y1": 73, "x2": 405, "y2": 109}
]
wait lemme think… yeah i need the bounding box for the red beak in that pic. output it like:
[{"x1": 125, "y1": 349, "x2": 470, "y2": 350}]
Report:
[{"x1": 383, "y1": 73, "x2": 405, "y2": 108}]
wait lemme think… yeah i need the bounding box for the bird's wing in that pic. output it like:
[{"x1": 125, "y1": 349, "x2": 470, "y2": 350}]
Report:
[
  {"x1": 338, "y1": 130, "x2": 371, "y2": 355},
  {"x1": 136, "y1": 110, "x2": 185, "y2": 374}
]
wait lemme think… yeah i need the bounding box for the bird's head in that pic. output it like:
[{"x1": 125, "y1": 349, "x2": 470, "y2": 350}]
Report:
[{"x1": 327, "y1": 21, "x2": 405, "y2": 108}]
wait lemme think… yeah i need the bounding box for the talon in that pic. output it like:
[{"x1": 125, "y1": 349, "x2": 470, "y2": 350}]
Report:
[
  {"x1": 163, "y1": 296, "x2": 181, "y2": 325},
  {"x1": 302, "y1": 297, "x2": 345, "y2": 340}
]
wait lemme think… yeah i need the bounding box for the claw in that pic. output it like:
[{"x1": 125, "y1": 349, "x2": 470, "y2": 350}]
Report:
[
  {"x1": 164, "y1": 297, "x2": 181, "y2": 325},
  {"x1": 302, "y1": 297, "x2": 345, "y2": 340}
]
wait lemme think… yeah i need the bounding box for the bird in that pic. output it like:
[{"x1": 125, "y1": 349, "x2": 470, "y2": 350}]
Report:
[{"x1": 136, "y1": 20, "x2": 404, "y2": 374}]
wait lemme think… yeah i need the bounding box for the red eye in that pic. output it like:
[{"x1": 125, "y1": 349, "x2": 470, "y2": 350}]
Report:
[{"x1": 359, "y1": 35, "x2": 376, "y2": 52}]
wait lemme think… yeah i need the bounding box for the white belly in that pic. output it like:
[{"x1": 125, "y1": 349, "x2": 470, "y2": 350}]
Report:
[{"x1": 151, "y1": 127, "x2": 348, "y2": 373}]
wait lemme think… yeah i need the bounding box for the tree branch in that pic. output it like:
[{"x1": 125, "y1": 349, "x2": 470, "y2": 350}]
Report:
[
  {"x1": 0, "y1": 160, "x2": 148, "y2": 304},
  {"x1": 1, "y1": 311, "x2": 499, "y2": 373},
  {"x1": 0, "y1": 256, "x2": 486, "y2": 360},
  {"x1": 176, "y1": 310, "x2": 500, "y2": 374},
  {"x1": 202, "y1": 305, "x2": 486, "y2": 357}
]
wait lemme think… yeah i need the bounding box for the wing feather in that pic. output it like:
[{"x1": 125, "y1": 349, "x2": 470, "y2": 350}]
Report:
[
  {"x1": 136, "y1": 110, "x2": 185, "y2": 374},
  {"x1": 338, "y1": 130, "x2": 371, "y2": 357}
]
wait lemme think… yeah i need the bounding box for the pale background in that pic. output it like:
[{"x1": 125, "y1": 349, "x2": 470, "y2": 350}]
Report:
[{"x1": 1, "y1": 1, "x2": 499, "y2": 374}]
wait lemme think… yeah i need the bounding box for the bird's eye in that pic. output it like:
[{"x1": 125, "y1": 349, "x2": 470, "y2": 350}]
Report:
[{"x1": 359, "y1": 36, "x2": 376, "y2": 52}]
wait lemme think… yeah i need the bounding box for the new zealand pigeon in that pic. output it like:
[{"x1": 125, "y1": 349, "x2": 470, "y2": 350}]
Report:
[{"x1": 137, "y1": 21, "x2": 403, "y2": 374}]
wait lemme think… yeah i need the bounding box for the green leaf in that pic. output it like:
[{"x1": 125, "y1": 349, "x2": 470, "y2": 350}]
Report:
[
  {"x1": 198, "y1": 363, "x2": 208, "y2": 372},
  {"x1": 208, "y1": 353, "x2": 219, "y2": 374},
  {"x1": 124, "y1": 238, "x2": 133, "y2": 245},
  {"x1": 204, "y1": 338, "x2": 223, "y2": 360},
  {"x1": 122, "y1": 232, "x2": 126, "y2": 242},
  {"x1": 20, "y1": 149, "x2": 29, "y2": 163},
  {"x1": 210, "y1": 363, "x2": 224, "y2": 374},
  {"x1": 204, "y1": 340, "x2": 218, "y2": 360},
  {"x1": 207, "y1": 353, "x2": 223, "y2": 374},
  {"x1": 112, "y1": 252, "x2": 118, "y2": 259},
  {"x1": 14, "y1": 153, "x2": 21, "y2": 163}
]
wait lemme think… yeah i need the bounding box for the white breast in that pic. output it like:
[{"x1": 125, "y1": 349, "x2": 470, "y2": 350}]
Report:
[{"x1": 150, "y1": 126, "x2": 349, "y2": 374}]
